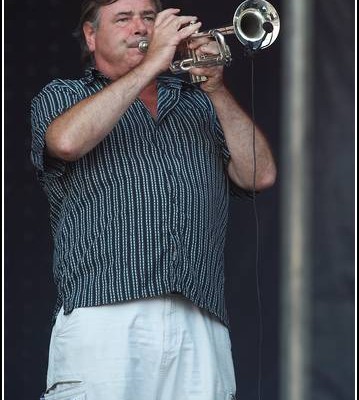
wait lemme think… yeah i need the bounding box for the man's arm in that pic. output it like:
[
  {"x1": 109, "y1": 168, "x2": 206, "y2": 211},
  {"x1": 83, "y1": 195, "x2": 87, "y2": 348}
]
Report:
[
  {"x1": 45, "y1": 63, "x2": 158, "y2": 162},
  {"x1": 207, "y1": 86, "x2": 277, "y2": 191},
  {"x1": 189, "y1": 42, "x2": 277, "y2": 191},
  {"x1": 46, "y1": 9, "x2": 202, "y2": 162}
]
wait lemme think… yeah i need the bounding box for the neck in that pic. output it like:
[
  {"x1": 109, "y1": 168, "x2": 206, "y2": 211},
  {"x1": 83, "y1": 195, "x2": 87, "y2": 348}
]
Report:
[
  {"x1": 139, "y1": 81, "x2": 158, "y2": 119},
  {"x1": 140, "y1": 80, "x2": 157, "y2": 97}
]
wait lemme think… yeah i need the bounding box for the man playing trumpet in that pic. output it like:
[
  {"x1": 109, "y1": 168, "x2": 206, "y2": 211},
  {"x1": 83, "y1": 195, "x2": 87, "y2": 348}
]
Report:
[{"x1": 31, "y1": 0, "x2": 276, "y2": 399}]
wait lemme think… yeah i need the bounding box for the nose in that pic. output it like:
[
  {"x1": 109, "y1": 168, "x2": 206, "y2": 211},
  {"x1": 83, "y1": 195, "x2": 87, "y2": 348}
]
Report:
[{"x1": 133, "y1": 17, "x2": 147, "y2": 36}]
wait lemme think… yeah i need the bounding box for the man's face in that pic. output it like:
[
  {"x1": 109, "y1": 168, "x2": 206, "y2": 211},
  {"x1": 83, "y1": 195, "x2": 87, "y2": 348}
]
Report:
[{"x1": 85, "y1": 0, "x2": 157, "y2": 77}]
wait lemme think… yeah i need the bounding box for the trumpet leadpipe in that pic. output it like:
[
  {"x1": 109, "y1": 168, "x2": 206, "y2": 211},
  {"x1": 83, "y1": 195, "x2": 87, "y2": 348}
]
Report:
[{"x1": 137, "y1": 25, "x2": 234, "y2": 53}]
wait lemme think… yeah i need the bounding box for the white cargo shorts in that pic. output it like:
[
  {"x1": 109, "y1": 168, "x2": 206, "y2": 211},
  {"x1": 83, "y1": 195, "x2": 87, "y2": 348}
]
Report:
[{"x1": 42, "y1": 294, "x2": 237, "y2": 400}]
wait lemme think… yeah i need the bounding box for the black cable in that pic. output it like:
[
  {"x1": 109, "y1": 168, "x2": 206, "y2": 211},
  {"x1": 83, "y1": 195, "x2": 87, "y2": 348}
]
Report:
[
  {"x1": 245, "y1": 24, "x2": 274, "y2": 400},
  {"x1": 249, "y1": 55, "x2": 263, "y2": 400}
]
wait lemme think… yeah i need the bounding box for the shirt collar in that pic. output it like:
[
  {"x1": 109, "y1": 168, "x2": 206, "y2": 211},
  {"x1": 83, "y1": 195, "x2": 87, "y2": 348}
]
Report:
[
  {"x1": 83, "y1": 67, "x2": 194, "y2": 92},
  {"x1": 84, "y1": 67, "x2": 111, "y2": 85},
  {"x1": 157, "y1": 74, "x2": 189, "y2": 91}
]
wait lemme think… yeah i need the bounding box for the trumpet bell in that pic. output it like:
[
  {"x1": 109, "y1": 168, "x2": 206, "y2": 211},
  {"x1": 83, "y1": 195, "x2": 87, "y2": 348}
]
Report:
[
  {"x1": 137, "y1": 0, "x2": 280, "y2": 82},
  {"x1": 233, "y1": 0, "x2": 280, "y2": 49}
]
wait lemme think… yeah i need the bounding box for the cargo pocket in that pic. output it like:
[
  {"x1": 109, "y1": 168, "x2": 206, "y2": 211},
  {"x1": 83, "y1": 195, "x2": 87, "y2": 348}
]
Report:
[{"x1": 42, "y1": 380, "x2": 86, "y2": 399}]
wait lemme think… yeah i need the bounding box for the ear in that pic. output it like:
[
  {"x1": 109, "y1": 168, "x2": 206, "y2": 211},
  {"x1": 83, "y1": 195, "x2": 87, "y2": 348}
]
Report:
[{"x1": 83, "y1": 21, "x2": 97, "y2": 52}]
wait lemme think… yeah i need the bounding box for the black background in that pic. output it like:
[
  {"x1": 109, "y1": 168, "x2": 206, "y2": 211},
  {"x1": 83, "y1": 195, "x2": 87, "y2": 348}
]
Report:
[{"x1": 4, "y1": 0, "x2": 355, "y2": 399}]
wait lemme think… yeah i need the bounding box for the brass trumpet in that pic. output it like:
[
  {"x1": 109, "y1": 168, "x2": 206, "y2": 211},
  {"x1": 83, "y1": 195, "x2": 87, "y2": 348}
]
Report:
[{"x1": 138, "y1": 0, "x2": 280, "y2": 82}]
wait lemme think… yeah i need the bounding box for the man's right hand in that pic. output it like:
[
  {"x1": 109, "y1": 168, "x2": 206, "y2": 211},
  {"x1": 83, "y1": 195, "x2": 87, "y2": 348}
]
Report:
[{"x1": 142, "y1": 8, "x2": 202, "y2": 74}]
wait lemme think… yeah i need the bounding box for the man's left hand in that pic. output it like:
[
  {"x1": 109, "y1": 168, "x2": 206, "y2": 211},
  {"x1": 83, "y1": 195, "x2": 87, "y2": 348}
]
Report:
[{"x1": 188, "y1": 39, "x2": 225, "y2": 93}]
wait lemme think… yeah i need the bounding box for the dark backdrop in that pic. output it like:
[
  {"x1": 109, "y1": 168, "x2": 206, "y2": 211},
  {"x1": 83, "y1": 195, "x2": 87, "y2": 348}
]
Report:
[
  {"x1": 4, "y1": 0, "x2": 354, "y2": 399},
  {"x1": 311, "y1": 1, "x2": 355, "y2": 398}
]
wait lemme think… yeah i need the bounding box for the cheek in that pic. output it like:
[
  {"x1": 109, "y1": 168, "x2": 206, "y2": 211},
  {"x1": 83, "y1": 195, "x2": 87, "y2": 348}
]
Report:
[
  {"x1": 112, "y1": 24, "x2": 133, "y2": 37},
  {"x1": 97, "y1": 34, "x2": 125, "y2": 55},
  {"x1": 96, "y1": 26, "x2": 126, "y2": 46}
]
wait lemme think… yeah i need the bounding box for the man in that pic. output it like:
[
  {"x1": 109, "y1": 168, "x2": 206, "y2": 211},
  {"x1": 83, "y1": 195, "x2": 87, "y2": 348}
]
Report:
[{"x1": 31, "y1": 0, "x2": 276, "y2": 399}]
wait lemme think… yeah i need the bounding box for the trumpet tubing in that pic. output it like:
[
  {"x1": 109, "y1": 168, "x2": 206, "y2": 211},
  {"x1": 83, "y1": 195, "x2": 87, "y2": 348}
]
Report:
[{"x1": 138, "y1": 0, "x2": 280, "y2": 79}]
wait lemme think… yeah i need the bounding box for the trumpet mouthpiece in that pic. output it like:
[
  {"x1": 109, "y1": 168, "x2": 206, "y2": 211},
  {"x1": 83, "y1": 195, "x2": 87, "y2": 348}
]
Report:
[{"x1": 138, "y1": 40, "x2": 149, "y2": 53}]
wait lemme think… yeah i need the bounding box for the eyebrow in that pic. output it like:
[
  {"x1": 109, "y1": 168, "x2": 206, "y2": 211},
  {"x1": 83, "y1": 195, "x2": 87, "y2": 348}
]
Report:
[{"x1": 113, "y1": 10, "x2": 157, "y2": 18}]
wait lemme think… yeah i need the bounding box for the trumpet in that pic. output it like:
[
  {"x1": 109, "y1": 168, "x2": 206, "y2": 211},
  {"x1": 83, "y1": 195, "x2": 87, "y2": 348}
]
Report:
[{"x1": 138, "y1": 0, "x2": 280, "y2": 82}]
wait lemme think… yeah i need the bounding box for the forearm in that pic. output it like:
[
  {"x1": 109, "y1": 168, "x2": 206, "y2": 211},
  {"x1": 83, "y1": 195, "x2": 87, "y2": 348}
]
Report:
[
  {"x1": 208, "y1": 86, "x2": 277, "y2": 190},
  {"x1": 46, "y1": 62, "x2": 158, "y2": 162}
]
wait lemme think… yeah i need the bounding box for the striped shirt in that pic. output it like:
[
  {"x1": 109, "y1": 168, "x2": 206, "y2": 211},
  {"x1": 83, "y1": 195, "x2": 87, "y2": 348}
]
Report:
[{"x1": 31, "y1": 68, "x2": 244, "y2": 327}]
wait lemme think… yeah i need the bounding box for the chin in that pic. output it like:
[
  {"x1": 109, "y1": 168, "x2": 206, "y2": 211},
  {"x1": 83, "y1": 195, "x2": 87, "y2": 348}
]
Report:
[{"x1": 128, "y1": 54, "x2": 145, "y2": 67}]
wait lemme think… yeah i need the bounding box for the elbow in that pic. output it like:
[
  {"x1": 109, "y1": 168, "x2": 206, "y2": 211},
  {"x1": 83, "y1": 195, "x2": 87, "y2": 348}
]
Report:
[
  {"x1": 45, "y1": 129, "x2": 82, "y2": 162},
  {"x1": 256, "y1": 166, "x2": 277, "y2": 191},
  {"x1": 229, "y1": 161, "x2": 277, "y2": 191},
  {"x1": 46, "y1": 139, "x2": 81, "y2": 162}
]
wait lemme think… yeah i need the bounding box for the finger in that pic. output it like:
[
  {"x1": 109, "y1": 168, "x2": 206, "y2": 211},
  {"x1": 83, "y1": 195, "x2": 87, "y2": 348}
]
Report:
[
  {"x1": 188, "y1": 37, "x2": 213, "y2": 49},
  {"x1": 197, "y1": 42, "x2": 220, "y2": 55},
  {"x1": 154, "y1": 8, "x2": 181, "y2": 26},
  {"x1": 165, "y1": 15, "x2": 200, "y2": 31},
  {"x1": 157, "y1": 11, "x2": 198, "y2": 30},
  {"x1": 190, "y1": 65, "x2": 224, "y2": 77},
  {"x1": 177, "y1": 21, "x2": 202, "y2": 40},
  {"x1": 190, "y1": 67, "x2": 209, "y2": 76}
]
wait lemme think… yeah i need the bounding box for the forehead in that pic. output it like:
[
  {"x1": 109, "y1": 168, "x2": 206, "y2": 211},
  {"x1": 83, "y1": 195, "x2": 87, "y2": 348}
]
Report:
[{"x1": 100, "y1": 0, "x2": 157, "y2": 15}]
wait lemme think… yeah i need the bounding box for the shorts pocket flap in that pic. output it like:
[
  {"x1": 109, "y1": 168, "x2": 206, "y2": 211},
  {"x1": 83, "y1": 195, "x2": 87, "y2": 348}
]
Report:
[{"x1": 43, "y1": 381, "x2": 86, "y2": 399}]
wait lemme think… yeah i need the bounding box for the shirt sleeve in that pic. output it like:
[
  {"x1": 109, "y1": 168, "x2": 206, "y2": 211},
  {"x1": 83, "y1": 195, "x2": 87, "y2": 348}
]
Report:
[{"x1": 30, "y1": 80, "x2": 81, "y2": 185}]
